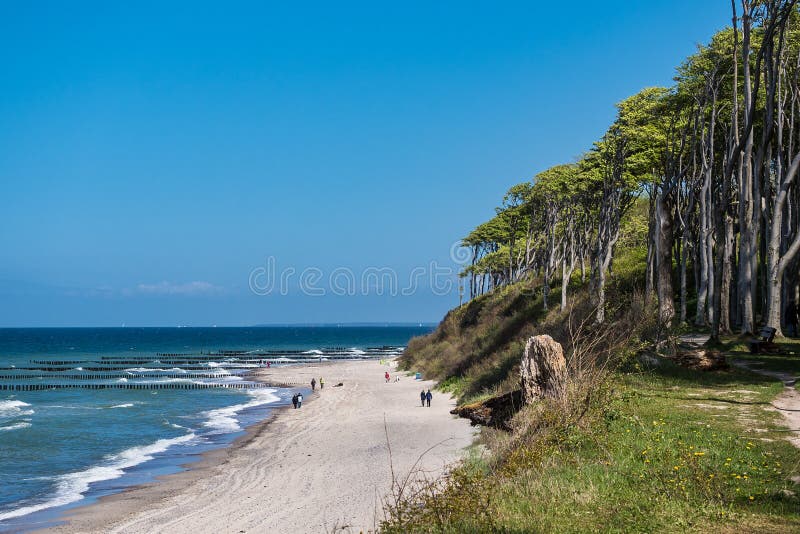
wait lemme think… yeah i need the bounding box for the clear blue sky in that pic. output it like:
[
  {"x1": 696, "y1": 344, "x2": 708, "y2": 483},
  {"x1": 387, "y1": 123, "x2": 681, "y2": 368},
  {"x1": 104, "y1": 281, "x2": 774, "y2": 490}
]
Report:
[{"x1": 0, "y1": 1, "x2": 731, "y2": 326}]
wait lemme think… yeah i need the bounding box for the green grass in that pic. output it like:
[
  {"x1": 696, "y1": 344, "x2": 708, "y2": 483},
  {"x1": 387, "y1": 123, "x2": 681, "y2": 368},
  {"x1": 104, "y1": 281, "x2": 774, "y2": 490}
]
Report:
[
  {"x1": 712, "y1": 336, "x2": 800, "y2": 387},
  {"x1": 438, "y1": 375, "x2": 468, "y2": 397},
  {"x1": 400, "y1": 242, "x2": 654, "y2": 407},
  {"x1": 737, "y1": 353, "x2": 800, "y2": 381},
  {"x1": 390, "y1": 235, "x2": 800, "y2": 532},
  {"x1": 400, "y1": 278, "x2": 550, "y2": 404},
  {"x1": 383, "y1": 361, "x2": 800, "y2": 533},
  {"x1": 491, "y1": 372, "x2": 798, "y2": 532}
]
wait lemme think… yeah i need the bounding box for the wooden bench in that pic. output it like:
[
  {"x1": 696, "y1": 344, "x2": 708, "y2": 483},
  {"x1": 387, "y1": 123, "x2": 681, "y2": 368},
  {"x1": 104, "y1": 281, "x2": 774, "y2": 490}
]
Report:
[{"x1": 749, "y1": 326, "x2": 777, "y2": 354}]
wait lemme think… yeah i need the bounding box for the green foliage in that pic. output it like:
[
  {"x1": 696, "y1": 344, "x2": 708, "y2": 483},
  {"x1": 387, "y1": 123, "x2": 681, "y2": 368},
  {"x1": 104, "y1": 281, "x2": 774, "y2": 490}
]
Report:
[
  {"x1": 533, "y1": 163, "x2": 581, "y2": 198},
  {"x1": 394, "y1": 201, "x2": 800, "y2": 532},
  {"x1": 392, "y1": 10, "x2": 800, "y2": 533},
  {"x1": 405, "y1": 198, "x2": 651, "y2": 404},
  {"x1": 384, "y1": 362, "x2": 800, "y2": 533},
  {"x1": 587, "y1": 86, "x2": 670, "y2": 191},
  {"x1": 618, "y1": 197, "x2": 649, "y2": 250},
  {"x1": 400, "y1": 278, "x2": 547, "y2": 403}
]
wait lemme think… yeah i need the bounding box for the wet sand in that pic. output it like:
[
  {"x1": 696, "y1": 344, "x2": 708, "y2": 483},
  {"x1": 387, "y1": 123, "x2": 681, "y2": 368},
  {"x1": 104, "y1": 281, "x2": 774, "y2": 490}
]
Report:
[{"x1": 42, "y1": 359, "x2": 475, "y2": 533}]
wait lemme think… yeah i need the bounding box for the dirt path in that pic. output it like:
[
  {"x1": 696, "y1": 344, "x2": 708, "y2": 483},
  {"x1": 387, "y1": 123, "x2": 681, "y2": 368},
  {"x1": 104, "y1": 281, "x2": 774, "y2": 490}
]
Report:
[
  {"x1": 731, "y1": 359, "x2": 800, "y2": 449},
  {"x1": 678, "y1": 333, "x2": 800, "y2": 448}
]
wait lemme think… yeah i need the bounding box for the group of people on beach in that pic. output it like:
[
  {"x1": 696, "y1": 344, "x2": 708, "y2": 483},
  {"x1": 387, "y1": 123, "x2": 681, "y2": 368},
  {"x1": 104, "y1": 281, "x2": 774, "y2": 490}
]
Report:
[
  {"x1": 294, "y1": 370, "x2": 432, "y2": 409},
  {"x1": 420, "y1": 389, "x2": 432, "y2": 407},
  {"x1": 293, "y1": 377, "x2": 325, "y2": 409},
  {"x1": 310, "y1": 377, "x2": 324, "y2": 391},
  {"x1": 384, "y1": 371, "x2": 399, "y2": 383}
]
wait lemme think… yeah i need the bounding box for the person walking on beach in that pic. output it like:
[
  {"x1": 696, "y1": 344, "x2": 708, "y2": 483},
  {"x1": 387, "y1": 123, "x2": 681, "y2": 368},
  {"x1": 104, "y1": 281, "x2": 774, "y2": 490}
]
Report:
[
  {"x1": 311, "y1": 378, "x2": 316, "y2": 391},
  {"x1": 320, "y1": 377, "x2": 324, "y2": 389},
  {"x1": 292, "y1": 393, "x2": 298, "y2": 409},
  {"x1": 425, "y1": 389, "x2": 432, "y2": 407},
  {"x1": 420, "y1": 390, "x2": 426, "y2": 407},
  {"x1": 297, "y1": 393, "x2": 303, "y2": 408},
  {"x1": 385, "y1": 371, "x2": 390, "y2": 383}
]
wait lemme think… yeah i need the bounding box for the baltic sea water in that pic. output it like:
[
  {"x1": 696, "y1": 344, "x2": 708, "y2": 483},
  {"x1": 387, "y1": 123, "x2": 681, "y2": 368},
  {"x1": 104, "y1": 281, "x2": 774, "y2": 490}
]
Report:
[{"x1": 0, "y1": 326, "x2": 431, "y2": 531}]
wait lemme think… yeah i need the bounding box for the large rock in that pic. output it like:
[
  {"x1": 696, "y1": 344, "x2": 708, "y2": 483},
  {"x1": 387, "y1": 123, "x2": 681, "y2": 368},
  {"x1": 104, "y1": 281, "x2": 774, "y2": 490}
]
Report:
[{"x1": 520, "y1": 334, "x2": 567, "y2": 404}]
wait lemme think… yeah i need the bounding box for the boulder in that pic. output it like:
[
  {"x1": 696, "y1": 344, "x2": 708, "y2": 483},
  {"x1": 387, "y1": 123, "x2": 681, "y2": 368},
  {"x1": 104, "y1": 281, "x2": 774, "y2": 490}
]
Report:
[{"x1": 520, "y1": 334, "x2": 567, "y2": 404}]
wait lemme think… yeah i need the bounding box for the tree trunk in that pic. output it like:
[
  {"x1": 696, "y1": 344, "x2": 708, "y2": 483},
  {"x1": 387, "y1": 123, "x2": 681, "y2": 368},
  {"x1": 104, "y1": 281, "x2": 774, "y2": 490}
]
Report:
[
  {"x1": 561, "y1": 216, "x2": 576, "y2": 311},
  {"x1": 738, "y1": 1, "x2": 756, "y2": 334},
  {"x1": 679, "y1": 230, "x2": 689, "y2": 324},
  {"x1": 765, "y1": 151, "x2": 800, "y2": 334},
  {"x1": 645, "y1": 194, "x2": 656, "y2": 303},
  {"x1": 697, "y1": 97, "x2": 717, "y2": 326},
  {"x1": 521, "y1": 335, "x2": 567, "y2": 404},
  {"x1": 655, "y1": 189, "x2": 676, "y2": 326}
]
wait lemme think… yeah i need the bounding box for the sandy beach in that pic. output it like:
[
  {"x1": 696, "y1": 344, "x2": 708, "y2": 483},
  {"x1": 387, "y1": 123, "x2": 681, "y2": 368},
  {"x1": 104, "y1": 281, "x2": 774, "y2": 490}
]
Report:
[{"x1": 42, "y1": 359, "x2": 475, "y2": 533}]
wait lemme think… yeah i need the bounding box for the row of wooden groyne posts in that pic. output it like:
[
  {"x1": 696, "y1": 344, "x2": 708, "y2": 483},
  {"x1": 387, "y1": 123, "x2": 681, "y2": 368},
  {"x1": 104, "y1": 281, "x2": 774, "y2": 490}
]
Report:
[
  {"x1": 0, "y1": 372, "x2": 234, "y2": 380},
  {"x1": 27, "y1": 347, "x2": 402, "y2": 367},
  {"x1": 4, "y1": 365, "x2": 258, "y2": 372},
  {"x1": 0, "y1": 381, "x2": 302, "y2": 391},
  {"x1": 0, "y1": 347, "x2": 404, "y2": 391},
  {"x1": 155, "y1": 346, "x2": 396, "y2": 356}
]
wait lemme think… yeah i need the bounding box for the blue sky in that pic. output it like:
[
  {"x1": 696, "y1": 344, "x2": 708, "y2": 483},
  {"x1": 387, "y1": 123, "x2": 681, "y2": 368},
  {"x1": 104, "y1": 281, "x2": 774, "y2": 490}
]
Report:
[{"x1": 0, "y1": 1, "x2": 731, "y2": 326}]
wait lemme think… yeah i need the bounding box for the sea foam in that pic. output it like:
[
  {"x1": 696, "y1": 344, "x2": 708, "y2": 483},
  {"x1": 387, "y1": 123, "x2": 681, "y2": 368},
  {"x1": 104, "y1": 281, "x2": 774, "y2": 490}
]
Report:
[
  {"x1": 0, "y1": 421, "x2": 32, "y2": 432},
  {"x1": 0, "y1": 400, "x2": 34, "y2": 418},
  {"x1": 201, "y1": 388, "x2": 280, "y2": 435},
  {"x1": 0, "y1": 433, "x2": 197, "y2": 522}
]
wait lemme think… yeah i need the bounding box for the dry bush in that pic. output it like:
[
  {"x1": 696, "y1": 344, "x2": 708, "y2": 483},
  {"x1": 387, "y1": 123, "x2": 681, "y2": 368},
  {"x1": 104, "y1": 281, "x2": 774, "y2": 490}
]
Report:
[
  {"x1": 479, "y1": 291, "x2": 651, "y2": 465},
  {"x1": 383, "y1": 289, "x2": 659, "y2": 532}
]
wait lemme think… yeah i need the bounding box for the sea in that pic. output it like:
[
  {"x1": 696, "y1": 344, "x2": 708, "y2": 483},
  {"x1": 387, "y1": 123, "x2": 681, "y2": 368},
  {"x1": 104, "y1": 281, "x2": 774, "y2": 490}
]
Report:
[{"x1": 0, "y1": 326, "x2": 431, "y2": 532}]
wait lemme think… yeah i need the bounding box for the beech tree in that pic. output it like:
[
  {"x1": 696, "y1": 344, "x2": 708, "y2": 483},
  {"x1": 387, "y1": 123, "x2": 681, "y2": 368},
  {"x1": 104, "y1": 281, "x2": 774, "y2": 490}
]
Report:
[{"x1": 459, "y1": 0, "x2": 800, "y2": 338}]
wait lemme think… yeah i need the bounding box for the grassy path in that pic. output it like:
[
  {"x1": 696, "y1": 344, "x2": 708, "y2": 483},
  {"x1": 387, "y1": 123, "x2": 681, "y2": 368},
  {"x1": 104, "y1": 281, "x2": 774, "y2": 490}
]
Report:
[
  {"x1": 731, "y1": 359, "x2": 800, "y2": 451},
  {"x1": 680, "y1": 332, "x2": 800, "y2": 452}
]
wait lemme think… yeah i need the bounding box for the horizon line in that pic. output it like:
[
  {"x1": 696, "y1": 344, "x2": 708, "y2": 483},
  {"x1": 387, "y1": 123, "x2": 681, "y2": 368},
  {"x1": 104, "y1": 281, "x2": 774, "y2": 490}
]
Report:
[{"x1": 0, "y1": 322, "x2": 439, "y2": 329}]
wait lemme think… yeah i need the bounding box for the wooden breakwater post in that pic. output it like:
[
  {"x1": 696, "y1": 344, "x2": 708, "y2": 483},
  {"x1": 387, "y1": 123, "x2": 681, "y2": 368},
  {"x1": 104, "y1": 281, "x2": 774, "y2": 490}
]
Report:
[
  {"x1": 0, "y1": 382, "x2": 278, "y2": 392},
  {"x1": 0, "y1": 373, "x2": 235, "y2": 380}
]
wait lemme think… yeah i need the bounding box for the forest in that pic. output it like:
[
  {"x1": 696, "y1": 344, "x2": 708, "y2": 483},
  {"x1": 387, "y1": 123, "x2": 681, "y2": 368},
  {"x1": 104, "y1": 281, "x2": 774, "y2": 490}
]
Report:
[
  {"x1": 387, "y1": 3, "x2": 800, "y2": 532},
  {"x1": 460, "y1": 0, "x2": 800, "y2": 339}
]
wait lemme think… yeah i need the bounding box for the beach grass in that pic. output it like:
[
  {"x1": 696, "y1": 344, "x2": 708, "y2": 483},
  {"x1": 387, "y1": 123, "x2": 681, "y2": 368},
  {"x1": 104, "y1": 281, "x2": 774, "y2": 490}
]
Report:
[
  {"x1": 392, "y1": 237, "x2": 800, "y2": 533},
  {"x1": 384, "y1": 355, "x2": 800, "y2": 533}
]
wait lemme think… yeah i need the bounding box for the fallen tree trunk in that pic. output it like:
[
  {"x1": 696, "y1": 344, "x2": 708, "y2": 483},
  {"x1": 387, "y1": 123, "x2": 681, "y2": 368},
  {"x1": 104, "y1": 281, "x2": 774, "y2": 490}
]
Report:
[{"x1": 450, "y1": 390, "x2": 523, "y2": 430}]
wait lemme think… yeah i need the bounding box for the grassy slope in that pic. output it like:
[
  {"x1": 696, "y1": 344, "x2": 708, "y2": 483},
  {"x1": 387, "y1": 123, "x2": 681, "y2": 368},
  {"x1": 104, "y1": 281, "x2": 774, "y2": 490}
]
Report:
[
  {"x1": 402, "y1": 279, "x2": 549, "y2": 404},
  {"x1": 390, "y1": 250, "x2": 800, "y2": 532},
  {"x1": 433, "y1": 366, "x2": 799, "y2": 533}
]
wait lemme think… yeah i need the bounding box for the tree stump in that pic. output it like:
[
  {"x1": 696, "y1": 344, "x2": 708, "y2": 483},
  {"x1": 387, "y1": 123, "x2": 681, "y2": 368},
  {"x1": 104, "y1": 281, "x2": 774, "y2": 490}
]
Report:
[
  {"x1": 450, "y1": 390, "x2": 523, "y2": 430},
  {"x1": 520, "y1": 335, "x2": 567, "y2": 404}
]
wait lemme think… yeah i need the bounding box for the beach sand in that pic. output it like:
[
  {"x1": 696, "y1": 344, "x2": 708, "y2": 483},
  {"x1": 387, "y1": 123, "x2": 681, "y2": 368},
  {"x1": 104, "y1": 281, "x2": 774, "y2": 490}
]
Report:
[{"x1": 43, "y1": 359, "x2": 475, "y2": 533}]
